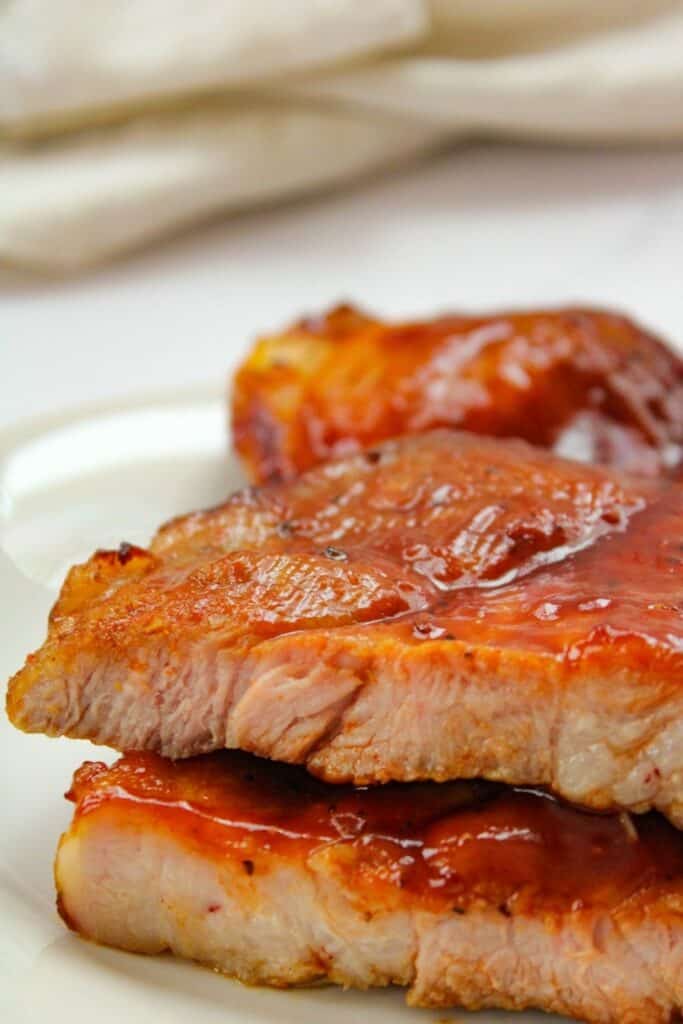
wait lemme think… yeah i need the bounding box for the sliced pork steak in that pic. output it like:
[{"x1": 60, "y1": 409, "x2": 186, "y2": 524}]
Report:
[
  {"x1": 7, "y1": 430, "x2": 683, "y2": 821},
  {"x1": 57, "y1": 750, "x2": 683, "y2": 1024}
]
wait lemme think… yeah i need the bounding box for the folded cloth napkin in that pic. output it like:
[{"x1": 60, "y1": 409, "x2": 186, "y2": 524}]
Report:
[{"x1": 2, "y1": 0, "x2": 683, "y2": 270}]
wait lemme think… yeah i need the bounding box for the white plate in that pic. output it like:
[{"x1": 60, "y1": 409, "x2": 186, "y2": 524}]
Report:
[{"x1": 0, "y1": 393, "x2": 561, "y2": 1024}]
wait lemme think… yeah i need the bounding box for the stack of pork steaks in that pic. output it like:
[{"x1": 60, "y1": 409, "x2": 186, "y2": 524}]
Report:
[{"x1": 8, "y1": 306, "x2": 683, "y2": 1024}]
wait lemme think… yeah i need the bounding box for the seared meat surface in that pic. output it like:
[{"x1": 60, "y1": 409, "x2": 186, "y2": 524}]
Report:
[
  {"x1": 58, "y1": 751, "x2": 683, "y2": 1023},
  {"x1": 232, "y1": 304, "x2": 683, "y2": 482},
  {"x1": 8, "y1": 431, "x2": 683, "y2": 822}
]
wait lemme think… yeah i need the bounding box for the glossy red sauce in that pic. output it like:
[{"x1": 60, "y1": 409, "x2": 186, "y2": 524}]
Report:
[
  {"x1": 400, "y1": 486, "x2": 683, "y2": 663},
  {"x1": 68, "y1": 752, "x2": 683, "y2": 913},
  {"x1": 151, "y1": 431, "x2": 683, "y2": 669}
]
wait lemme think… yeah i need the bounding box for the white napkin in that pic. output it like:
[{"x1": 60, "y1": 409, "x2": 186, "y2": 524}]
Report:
[{"x1": 2, "y1": 0, "x2": 683, "y2": 270}]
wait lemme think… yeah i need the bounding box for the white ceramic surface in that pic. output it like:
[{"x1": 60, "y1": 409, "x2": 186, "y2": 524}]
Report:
[{"x1": 0, "y1": 396, "x2": 559, "y2": 1024}]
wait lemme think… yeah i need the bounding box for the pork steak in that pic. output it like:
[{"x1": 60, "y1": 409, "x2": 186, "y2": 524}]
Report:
[
  {"x1": 7, "y1": 430, "x2": 683, "y2": 820},
  {"x1": 57, "y1": 750, "x2": 683, "y2": 1024},
  {"x1": 232, "y1": 304, "x2": 683, "y2": 482}
]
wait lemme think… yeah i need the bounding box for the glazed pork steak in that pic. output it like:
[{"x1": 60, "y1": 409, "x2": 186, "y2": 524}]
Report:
[
  {"x1": 7, "y1": 430, "x2": 683, "y2": 821},
  {"x1": 232, "y1": 304, "x2": 683, "y2": 483},
  {"x1": 58, "y1": 750, "x2": 683, "y2": 1024}
]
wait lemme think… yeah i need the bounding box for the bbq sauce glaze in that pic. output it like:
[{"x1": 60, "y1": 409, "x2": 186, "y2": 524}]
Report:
[
  {"x1": 68, "y1": 751, "x2": 683, "y2": 915},
  {"x1": 147, "y1": 429, "x2": 683, "y2": 667}
]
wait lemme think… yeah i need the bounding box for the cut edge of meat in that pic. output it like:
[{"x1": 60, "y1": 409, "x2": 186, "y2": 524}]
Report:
[
  {"x1": 11, "y1": 626, "x2": 683, "y2": 828},
  {"x1": 56, "y1": 803, "x2": 683, "y2": 1024}
]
